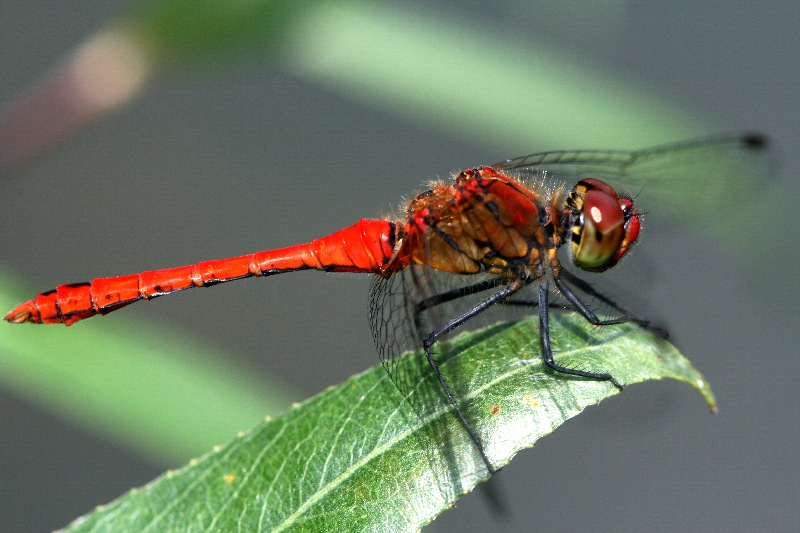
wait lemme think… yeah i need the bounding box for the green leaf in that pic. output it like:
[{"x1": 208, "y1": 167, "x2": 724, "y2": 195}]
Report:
[{"x1": 63, "y1": 313, "x2": 714, "y2": 532}]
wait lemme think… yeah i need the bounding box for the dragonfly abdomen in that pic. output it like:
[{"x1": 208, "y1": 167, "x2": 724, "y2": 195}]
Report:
[{"x1": 5, "y1": 219, "x2": 397, "y2": 325}]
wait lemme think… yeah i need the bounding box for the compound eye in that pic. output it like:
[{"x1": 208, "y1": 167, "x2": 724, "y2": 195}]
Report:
[
  {"x1": 616, "y1": 197, "x2": 640, "y2": 262},
  {"x1": 571, "y1": 186, "x2": 634, "y2": 272}
]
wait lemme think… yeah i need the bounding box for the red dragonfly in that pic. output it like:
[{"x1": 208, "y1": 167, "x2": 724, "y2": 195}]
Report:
[{"x1": 5, "y1": 133, "x2": 768, "y2": 472}]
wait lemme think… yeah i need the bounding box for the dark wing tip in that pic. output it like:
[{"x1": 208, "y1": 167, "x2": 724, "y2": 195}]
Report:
[{"x1": 740, "y1": 132, "x2": 769, "y2": 151}]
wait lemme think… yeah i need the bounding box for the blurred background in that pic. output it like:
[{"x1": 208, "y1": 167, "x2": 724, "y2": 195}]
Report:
[{"x1": 1, "y1": 1, "x2": 798, "y2": 531}]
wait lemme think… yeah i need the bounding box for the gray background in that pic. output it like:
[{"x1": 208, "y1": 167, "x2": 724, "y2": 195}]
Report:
[{"x1": 1, "y1": 2, "x2": 798, "y2": 531}]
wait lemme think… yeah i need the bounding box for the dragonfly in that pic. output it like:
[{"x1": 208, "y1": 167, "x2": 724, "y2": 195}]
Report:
[{"x1": 5, "y1": 133, "x2": 768, "y2": 473}]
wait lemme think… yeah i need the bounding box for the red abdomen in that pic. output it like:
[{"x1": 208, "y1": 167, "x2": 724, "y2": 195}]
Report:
[{"x1": 6, "y1": 219, "x2": 397, "y2": 325}]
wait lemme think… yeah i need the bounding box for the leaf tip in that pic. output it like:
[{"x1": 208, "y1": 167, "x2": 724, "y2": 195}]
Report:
[{"x1": 690, "y1": 376, "x2": 717, "y2": 413}]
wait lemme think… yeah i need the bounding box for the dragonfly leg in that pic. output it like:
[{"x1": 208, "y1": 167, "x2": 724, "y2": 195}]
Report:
[
  {"x1": 538, "y1": 279, "x2": 623, "y2": 389},
  {"x1": 415, "y1": 277, "x2": 506, "y2": 315},
  {"x1": 421, "y1": 279, "x2": 527, "y2": 474},
  {"x1": 555, "y1": 269, "x2": 667, "y2": 337}
]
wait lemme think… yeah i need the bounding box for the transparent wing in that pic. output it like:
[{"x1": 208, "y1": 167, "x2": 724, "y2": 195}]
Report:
[
  {"x1": 370, "y1": 263, "x2": 544, "y2": 407},
  {"x1": 369, "y1": 266, "x2": 495, "y2": 477},
  {"x1": 495, "y1": 133, "x2": 772, "y2": 224},
  {"x1": 369, "y1": 267, "x2": 426, "y2": 407}
]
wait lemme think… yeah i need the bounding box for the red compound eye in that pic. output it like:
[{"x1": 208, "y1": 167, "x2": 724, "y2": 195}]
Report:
[{"x1": 571, "y1": 181, "x2": 639, "y2": 272}]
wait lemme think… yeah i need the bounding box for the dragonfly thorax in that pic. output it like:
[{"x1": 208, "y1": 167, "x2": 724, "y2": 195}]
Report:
[{"x1": 397, "y1": 167, "x2": 556, "y2": 277}]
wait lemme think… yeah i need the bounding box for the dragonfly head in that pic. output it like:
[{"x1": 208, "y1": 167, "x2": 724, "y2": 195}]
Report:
[{"x1": 568, "y1": 179, "x2": 640, "y2": 272}]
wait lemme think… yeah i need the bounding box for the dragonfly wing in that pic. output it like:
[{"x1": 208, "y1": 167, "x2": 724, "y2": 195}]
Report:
[
  {"x1": 496, "y1": 133, "x2": 773, "y2": 225},
  {"x1": 369, "y1": 267, "x2": 427, "y2": 407},
  {"x1": 369, "y1": 265, "x2": 468, "y2": 477},
  {"x1": 376, "y1": 267, "x2": 551, "y2": 401}
]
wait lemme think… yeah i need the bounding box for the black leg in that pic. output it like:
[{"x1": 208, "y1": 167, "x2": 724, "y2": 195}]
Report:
[
  {"x1": 415, "y1": 277, "x2": 506, "y2": 314},
  {"x1": 421, "y1": 278, "x2": 527, "y2": 473},
  {"x1": 539, "y1": 279, "x2": 623, "y2": 389},
  {"x1": 557, "y1": 268, "x2": 629, "y2": 316},
  {"x1": 556, "y1": 269, "x2": 659, "y2": 333},
  {"x1": 553, "y1": 274, "x2": 631, "y2": 327}
]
